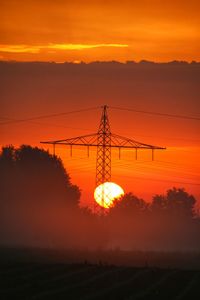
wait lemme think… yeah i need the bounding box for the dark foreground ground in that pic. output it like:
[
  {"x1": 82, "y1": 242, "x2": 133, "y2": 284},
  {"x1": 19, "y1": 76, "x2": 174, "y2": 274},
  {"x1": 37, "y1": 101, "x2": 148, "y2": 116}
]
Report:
[{"x1": 1, "y1": 248, "x2": 200, "y2": 299}]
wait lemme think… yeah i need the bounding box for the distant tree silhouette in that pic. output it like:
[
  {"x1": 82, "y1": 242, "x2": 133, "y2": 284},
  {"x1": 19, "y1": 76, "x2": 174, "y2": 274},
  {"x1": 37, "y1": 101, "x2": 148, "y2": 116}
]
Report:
[
  {"x1": 1, "y1": 145, "x2": 199, "y2": 250},
  {"x1": 151, "y1": 187, "x2": 196, "y2": 219},
  {"x1": 109, "y1": 193, "x2": 148, "y2": 217},
  {"x1": 0, "y1": 145, "x2": 80, "y2": 208},
  {"x1": 106, "y1": 189, "x2": 199, "y2": 251}
]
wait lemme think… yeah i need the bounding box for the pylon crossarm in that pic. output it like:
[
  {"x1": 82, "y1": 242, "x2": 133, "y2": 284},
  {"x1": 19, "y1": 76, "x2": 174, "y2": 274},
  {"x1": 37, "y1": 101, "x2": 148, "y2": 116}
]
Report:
[
  {"x1": 40, "y1": 133, "x2": 98, "y2": 146},
  {"x1": 111, "y1": 133, "x2": 165, "y2": 150},
  {"x1": 40, "y1": 132, "x2": 165, "y2": 149}
]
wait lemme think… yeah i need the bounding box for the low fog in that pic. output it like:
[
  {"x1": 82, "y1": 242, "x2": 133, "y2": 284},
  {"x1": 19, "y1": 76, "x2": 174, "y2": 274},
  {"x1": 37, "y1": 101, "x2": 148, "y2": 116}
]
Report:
[{"x1": 1, "y1": 145, "x2": 200, "y2": 258}]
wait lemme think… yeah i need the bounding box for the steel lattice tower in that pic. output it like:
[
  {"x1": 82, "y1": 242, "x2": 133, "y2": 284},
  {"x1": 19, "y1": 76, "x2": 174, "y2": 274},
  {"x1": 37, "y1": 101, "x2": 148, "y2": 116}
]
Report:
[
  {"x1": 96, "y1": 105, "x2": 111, "y2": 186},
  {"x1": 95, "y1": 106, "x2": 111, "y2": 213},
  {"x1": 40, "y1": 105, "x2": 166, "y2": 215}
]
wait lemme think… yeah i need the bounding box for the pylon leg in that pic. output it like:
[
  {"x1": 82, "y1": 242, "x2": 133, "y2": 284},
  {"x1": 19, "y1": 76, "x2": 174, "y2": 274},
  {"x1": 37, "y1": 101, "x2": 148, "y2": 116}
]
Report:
[{"x1": 95, "y1": 106, "x2": 111, "y2": 215}]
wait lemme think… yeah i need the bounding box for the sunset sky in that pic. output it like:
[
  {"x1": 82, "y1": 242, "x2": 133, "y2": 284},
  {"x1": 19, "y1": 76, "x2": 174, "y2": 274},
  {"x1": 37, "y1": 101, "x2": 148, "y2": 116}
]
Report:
[
  {"x1": 0, "y1": 1, "x2": 200, "y2": 209},
  {"x1": 0, "y1": 0, "x2": 200, "y2": 62}
]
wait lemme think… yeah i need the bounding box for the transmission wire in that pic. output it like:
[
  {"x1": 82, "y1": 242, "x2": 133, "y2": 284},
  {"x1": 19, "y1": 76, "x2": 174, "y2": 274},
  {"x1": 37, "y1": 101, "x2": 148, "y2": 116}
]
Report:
[
  {"x1": 0, "y1": 106, "x2": 100, "y2": 125},
  {"x1": 110, "y1": 106, "x2": 200, "y2": 121}
]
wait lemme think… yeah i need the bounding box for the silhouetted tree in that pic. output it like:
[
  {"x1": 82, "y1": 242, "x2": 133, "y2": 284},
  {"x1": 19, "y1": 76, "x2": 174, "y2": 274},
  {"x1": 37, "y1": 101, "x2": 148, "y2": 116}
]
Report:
[
  {"x1": 0, "y1": 145, "x2": 80, "y2": 208},
  {"x1": 151, "y1": 187, "x2": 196, "y2": 219},
  {"x1": 109, "y1": 193, "x2": 148, "y2": 218},
  {"x1": 148, "y1": 188, "x2": 200, "y2": 250}
]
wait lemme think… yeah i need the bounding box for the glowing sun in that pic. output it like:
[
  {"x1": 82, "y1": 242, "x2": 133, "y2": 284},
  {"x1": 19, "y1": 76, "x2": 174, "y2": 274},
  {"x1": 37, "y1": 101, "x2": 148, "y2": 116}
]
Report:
[{"x1": 94, "y1": 182, "x2": 124, "y2": 208}]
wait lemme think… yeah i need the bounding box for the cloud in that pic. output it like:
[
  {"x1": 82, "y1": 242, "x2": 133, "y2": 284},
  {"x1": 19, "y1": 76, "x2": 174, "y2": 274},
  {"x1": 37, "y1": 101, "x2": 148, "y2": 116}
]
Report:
[
  {"x1": 0, "y1": 45, "x2": 40, "y2": 54},
  {"x1": 0, "y1": 43, "x2": 129, "y2": 54},
  {"x1": 49, "y1": 44, "x2": 128, "y2": 50}
]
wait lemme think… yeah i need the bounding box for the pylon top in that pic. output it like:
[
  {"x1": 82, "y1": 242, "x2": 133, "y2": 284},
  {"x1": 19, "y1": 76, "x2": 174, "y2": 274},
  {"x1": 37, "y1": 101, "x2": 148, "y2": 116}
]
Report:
[{"x1": 40, "y1": 106, "x2": 166, "y2": 150}]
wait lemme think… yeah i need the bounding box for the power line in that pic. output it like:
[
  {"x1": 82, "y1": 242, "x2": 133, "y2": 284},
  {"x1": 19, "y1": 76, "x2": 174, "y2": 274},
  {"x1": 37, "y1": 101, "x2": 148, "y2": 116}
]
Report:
[
  {"x1": 62, "y1": 155, "x2": 198, "y2": 177},
  {"x1": 110, "y1": 106, "x2": 200, "y2": 121},
  {"x1": 66, "y1": 163, "x2": 200, "y2": 186},
  {"x1": 62, "y1": 158, "x2": 200, "y2": 186},
  {"x1": 3, "y1": 115, "x2": 198, "y2": 143},
  {"x1": 112, "y1": 162, "x2": 200, "y2": 183},
  {"x1": 2, "y1": 105, "x2": 200, "y2": 127},
  {"x1": 0, "y1": 106, "x2": 100, "y2": 125},
  {"x1": 120, "y1": 132, "x2": 200, "y2": 143},
  {"x1": 113, "y1": 160, "x2": 200, "y2": 178},
  {"x1": 0, "y1": 116, "x2": 92, "y2": 131},
  {"x1": 113, "y1": 173, "x2": 200, "y2": 186}
]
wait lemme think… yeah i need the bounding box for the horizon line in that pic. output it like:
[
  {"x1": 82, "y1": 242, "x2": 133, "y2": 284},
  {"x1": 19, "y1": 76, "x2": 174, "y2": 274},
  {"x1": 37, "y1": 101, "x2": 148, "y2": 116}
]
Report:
[{"x1": 0, "y1": 59, "x2": 199, "y2": 64}]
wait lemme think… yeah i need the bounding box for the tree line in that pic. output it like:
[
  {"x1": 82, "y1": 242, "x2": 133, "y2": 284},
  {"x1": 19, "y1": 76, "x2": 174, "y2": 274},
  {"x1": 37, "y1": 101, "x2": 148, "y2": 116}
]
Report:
[{"x1": 0, "y1": 145, "x2": 199, "y2": 250}]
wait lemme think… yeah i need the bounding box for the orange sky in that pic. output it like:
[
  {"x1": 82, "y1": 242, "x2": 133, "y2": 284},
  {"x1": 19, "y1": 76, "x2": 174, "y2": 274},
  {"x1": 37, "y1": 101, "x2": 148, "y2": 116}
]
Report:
[
  {"x1": 0, "y1": 1, "x2": 200, "y2": 209},
  {"x1": 1, "y1": 95, "x2": 200, "y2": 208},
  {"x1": 0, "y1": 0, "x2": 200, "y2": 62}
]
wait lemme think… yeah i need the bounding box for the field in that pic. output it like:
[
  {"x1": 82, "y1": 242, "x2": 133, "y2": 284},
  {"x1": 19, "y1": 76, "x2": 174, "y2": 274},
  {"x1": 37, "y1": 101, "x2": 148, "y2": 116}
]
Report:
[
  {"x1": 0, "y1": 248, "x2": 200, "y2": 299},
  {"x1": 1, "y1": 263, "x2": 200, "y2": 299}
]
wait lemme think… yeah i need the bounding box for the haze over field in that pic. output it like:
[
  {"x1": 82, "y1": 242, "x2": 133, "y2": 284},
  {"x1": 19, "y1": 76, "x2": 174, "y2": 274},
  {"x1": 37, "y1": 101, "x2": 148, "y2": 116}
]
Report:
[{"x1": 1, "y1": 145, "x2": 200, "y2": 255}]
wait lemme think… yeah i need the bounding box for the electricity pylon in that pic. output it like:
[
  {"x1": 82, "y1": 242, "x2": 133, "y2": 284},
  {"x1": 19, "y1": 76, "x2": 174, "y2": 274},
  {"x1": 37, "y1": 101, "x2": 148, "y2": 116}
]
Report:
[
  {"x1": 41, "y1": 105, "x2": 165, "y2": 214},
  {"x1": 96, "y1": 105, "x2": 111, "y2": 186}
]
